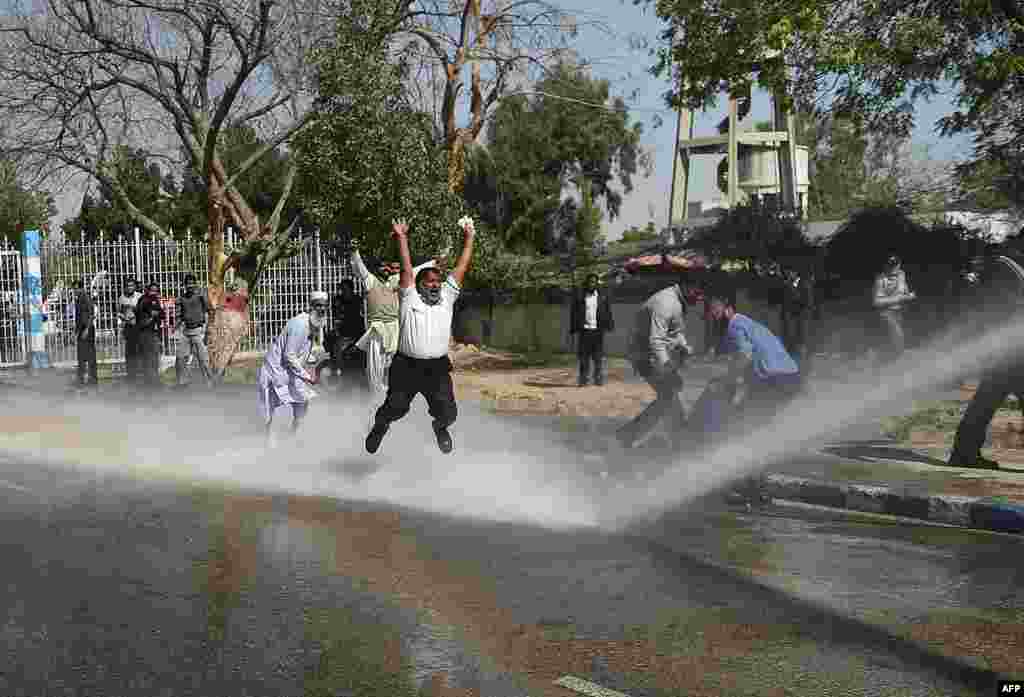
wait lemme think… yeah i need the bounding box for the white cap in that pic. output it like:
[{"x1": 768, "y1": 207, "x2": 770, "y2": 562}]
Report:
[{"x1": 310, "y1": 290, "x2": 328, "y2": 303}]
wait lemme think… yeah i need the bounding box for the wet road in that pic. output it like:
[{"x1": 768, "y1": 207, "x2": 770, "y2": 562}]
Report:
[{"x1": 0, "y1": 450, "x2": 1020, "y2": 697}]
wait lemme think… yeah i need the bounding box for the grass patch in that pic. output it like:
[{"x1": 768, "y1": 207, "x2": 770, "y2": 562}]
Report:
[
  {"x1": 881, "y1": 401, "x2": 964, "y2": 441},
  {"x1": 882, "y1": 397, "x2": 1023, "y2": 442},
  {"x1": 303, "y1": 606, "x2": 420, "y2": 697}
]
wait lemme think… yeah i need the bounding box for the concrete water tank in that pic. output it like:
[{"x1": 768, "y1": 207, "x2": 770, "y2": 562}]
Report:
[{"x1": 737, "y1": 145, "x2": 809, "y2": 196}]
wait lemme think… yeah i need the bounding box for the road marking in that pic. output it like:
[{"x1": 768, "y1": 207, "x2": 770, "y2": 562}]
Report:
[
  {"x1": 554, "y1": 675, "x2": 631, "y2": 697},
  {"x1": 0, "y1": 479, "x2": 32, "y2": 493}
]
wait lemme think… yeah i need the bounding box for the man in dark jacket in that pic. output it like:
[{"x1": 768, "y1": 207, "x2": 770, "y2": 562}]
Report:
[
  {"x1": 135, "y1": 281, "x2": 166, "y2": 390},
  {"x1": 324, "y1": 279, "x2": 367, "y2": 390},
  {"x1": 74, "y1": 279, "x2": 98, "y2": 387},
  {"x1": 570, "y1": 273, "x2": 615, "y2": 386}
]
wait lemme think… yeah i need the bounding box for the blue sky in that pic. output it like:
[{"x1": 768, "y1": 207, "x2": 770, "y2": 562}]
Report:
[{"x1": 558, "y1": 0, "x2": 976, "y2": 240}]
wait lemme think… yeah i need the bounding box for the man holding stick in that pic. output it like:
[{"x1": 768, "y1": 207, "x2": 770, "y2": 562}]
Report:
[{"x1": 365, "y1": 217, "x2": 475, "y2": 455}]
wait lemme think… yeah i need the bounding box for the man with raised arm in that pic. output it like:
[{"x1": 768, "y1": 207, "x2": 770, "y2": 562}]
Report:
[
  {"x1": 365, "y1": 217, "x2": 475, "y2": 455},
  {"x1": 350, "y1": 242, "x2": 437, "y2": 397}
]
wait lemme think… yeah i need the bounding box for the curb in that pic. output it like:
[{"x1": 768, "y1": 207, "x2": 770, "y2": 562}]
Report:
[{"x1": 764, "y1": 474, "x2": 1024, "y2": 535}]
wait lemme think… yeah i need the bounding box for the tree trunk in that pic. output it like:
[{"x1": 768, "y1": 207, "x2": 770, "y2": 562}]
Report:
[
  {"x1": 205, "y1": 184, "x2": 256, "y2": 377},
  {"x1": 208, "y1": 293, "x2": 251, "y2": 377},
  {"x1": 447, "y1": 133, "x2": 467, "y2": 195}
]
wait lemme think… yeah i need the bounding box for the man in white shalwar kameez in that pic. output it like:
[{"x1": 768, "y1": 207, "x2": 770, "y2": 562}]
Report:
[
  {"x1": 350, "y1": 243, "x2": 436, "y2": 397},
  {"x1": 257, "y1": 291, "x2": 328, "y2": 446}
]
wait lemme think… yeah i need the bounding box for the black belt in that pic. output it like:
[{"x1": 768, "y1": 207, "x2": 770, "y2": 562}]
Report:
[{"x1": 185, "y1": 322, "x2": 204, "y2": 330}]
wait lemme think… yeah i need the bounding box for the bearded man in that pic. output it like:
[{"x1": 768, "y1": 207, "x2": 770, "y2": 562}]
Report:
[
  {"x1": 257, "y1": 291, "x2": 328, "y2": 446},
  {"x1": 365, "y1": 217, "x2": 475, "y2": 455},
  {"x1": 350, "y1": 241, "x2": 437, "y2": 397}
]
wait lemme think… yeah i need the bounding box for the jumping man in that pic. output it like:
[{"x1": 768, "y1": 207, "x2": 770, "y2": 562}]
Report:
[
  {"x1": 350, "y1": 243, "x2": 437, "y2": 396},
  {"x1": 365, "y1": 217, "x2": 475, "y2": 454}
]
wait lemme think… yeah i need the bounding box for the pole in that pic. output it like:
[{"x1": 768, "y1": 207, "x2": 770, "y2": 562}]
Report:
[
  {"x1": 133, "y1": 225, "x2": 142, "y2": 284},
  {"x1": 20, "y1": 227, "x2": 49, "y2": 372},
  {"x1": 727, "y1": 96, "x2": 739, "y2": 209},
  {"x1": 669, "y1": 105, "x2": 693, "y2": 229},
  {"x1": 314, "y1": 227, "x2": 324, "y2": 292}
]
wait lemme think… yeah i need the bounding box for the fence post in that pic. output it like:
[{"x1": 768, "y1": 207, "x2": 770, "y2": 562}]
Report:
[
  {"x1": 133, "y1": 225, "x2": 142, "y2": 283},
  {"x1": 314, "y1": 227, "x2": 323, "y2": 292},
  {"x1": 225, "y1": 224, "x2": 235, "y2": 287},
  {"x1": 20, "y1": 228, "x2": 49, "y2": 372}
]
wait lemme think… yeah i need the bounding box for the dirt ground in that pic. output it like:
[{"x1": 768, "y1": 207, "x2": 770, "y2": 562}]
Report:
[{"x1": 447, "y1": 344, "x2": 652, "y2": 419}]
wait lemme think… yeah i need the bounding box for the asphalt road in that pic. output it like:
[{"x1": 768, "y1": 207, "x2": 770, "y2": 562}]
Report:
[{"x1": 0, "y1": 445, "x2": 1019, "y2": 697}]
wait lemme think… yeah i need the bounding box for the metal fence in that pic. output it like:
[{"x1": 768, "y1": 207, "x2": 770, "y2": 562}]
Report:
[
  {"x1": 37, "y1": 228, "x2": 361, "y2": 369},
  {"x1": 0, "y1": 246, "x2": 26, "y2": 368}
]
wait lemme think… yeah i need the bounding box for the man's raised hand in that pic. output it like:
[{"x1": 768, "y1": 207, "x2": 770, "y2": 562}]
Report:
[{"x1": 391, "y1": 219, "x2": 409, "y2": 240}]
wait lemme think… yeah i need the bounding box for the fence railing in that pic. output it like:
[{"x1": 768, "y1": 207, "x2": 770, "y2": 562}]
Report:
[{"x1": 33, "y1": 228, "x2": 361, "y2": 369}]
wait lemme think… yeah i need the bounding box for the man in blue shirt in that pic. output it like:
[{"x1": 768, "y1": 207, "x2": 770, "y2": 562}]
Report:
[{"x1": 694, "y1": 287, "x2": 804, "y2": 505}]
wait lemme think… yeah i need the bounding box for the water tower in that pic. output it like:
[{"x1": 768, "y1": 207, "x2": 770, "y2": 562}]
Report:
[{"x1": 668, "y1": 54, "x2": 807, "y2": 228}]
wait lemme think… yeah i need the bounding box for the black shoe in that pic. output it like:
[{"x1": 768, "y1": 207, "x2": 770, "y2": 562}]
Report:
[
  {"x1": 578, "y1": 380, "x2": 589, "y2": 387},
  {"x1": 434, "y1": 427, "x2": 453, "y2": 454},
  {"x1": 365, "y1": 425, "x2": 388, "y2": 454}
]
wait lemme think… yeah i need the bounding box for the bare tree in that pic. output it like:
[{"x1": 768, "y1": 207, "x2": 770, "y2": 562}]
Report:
[
  {"x1": 392, "y1": 0, "x2": 589, "y2": 193},
  {"x1": 0, "y1": 0, "x2": 334, "y2": 372}
]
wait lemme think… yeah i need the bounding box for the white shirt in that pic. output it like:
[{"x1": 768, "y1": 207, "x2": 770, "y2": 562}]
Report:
[
  {"x1": 397, "y1": 276, "x2": 461, "y2": 359},
  {"x1": 584, "y1": 291, "x2": 598, "y2": 329},
  {"x1": 118, "y1": 291, "x2": 142, "y2": 325}
]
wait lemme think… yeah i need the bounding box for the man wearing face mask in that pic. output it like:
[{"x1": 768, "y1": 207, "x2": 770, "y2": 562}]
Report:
[
  {"x1": 257, "y1": 291, "x2": 327, "y2": 447},
  {"x1": 173, "y1": 274, "x2": 214, "y2": 388},
  {"x1": 365, "y1": 217, "x2": 475, "y2": 455},
  {"x1": 350, "y1": 241, "x2": 437, "y2": 397}
]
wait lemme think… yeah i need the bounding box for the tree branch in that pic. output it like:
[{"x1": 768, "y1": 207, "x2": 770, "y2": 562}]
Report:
[{"x1": 264, "y1": 160, "x2": 296, "y2": 236}]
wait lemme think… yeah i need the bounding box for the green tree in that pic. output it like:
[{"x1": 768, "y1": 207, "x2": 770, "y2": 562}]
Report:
[
  {"x1": 807, "y1": 116, "x2": 869, "y2": 219},
  {"x1": 953, "y1": 86, "x2": 1023, "y2": 209},
  {"x1": 573, "y1": 177, "x2": 604, "y2": 265},
  {"x1": 294, "y1": 0, "x2": 466, "y2": 274},
  {"x1": 642, "y1": 0, "x2": 1023, "y2": 142},
  {"x1": 482, "y1": 60, "x2": 649, "y2": 253},
  {"x1": 0, "y1": 159, "x2": 53, "y2": 245}
]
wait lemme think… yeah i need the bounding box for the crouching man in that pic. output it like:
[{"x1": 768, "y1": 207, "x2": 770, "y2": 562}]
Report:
[
  {"x1": 257, "y1": 291, "x2": 327, "y2": 447},
  {"x1": 695, "y1": 288, "x2": 803, "y2": 505},
  {"x1": 365, "y1": 217, "x2": 475, "y2": 455}
]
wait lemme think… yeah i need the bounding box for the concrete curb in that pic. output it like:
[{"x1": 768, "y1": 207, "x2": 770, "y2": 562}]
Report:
[{"x1": 764, "y1": 474, "x2": 1024, "y2": 534}]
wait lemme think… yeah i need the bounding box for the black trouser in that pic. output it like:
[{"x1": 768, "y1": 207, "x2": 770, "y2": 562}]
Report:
[
  {"x1": 373, "y1": 353, "x2": 457, "y2": 432},
  {"x1": 136, "y1": 330, "x2": 162, "y2": 389},
  {"x1": 123, "y1": 326, "x2": 139, "y2": 382},
  {"x1": 617, "y1": 360, "x2": 687, "y2": 445},
  {"x1": 576, "y1": 328, "x2": 605, "y2": 385},
  {"x1": 951, "y1": 360, "x2": 1024, "y2": 463},
  {"x1": 76, "y1": 327, "x2": 98, "y2": 385}
]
